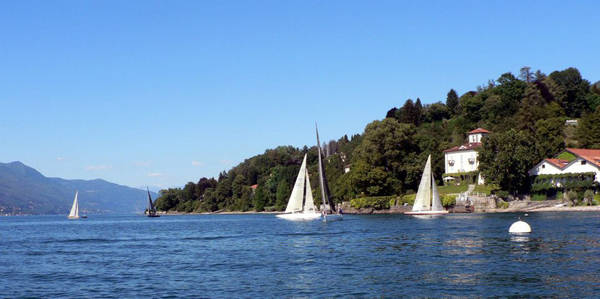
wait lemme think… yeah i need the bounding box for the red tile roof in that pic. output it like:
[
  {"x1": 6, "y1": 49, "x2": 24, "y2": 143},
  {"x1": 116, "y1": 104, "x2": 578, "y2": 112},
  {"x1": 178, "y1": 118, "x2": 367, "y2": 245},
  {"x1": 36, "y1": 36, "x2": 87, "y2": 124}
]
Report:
[
  {"x1": 544, "y1": 158, "x2": 569, "y2": 169},
  {"x1": 468, "y1": 128, "x2": 490, "y2": 134},
  {"x1": 443, "y1": 142, "x2": 482, "y2": 153},
  {"x1": 566, "y1": 148, "x2": 600, "y2": 168}
]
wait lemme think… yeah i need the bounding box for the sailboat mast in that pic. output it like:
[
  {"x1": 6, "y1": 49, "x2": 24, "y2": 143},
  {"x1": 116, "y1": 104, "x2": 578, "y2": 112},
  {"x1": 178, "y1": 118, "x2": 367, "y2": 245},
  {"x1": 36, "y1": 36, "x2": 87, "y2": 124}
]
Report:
[
  {"x1": 315, "y1": 123, "x2": 333, "y2": 211},
  {"x1": 147, "y1": 187, "x2": 154, "y2": 211}
]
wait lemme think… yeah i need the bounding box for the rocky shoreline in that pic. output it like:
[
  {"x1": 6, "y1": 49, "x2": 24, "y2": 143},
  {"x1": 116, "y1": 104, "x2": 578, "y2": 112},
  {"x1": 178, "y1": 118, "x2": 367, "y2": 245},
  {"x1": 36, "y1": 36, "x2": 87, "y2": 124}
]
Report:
[{"x1": 157, "y1": 202, "x2": 600, "y2": 216}]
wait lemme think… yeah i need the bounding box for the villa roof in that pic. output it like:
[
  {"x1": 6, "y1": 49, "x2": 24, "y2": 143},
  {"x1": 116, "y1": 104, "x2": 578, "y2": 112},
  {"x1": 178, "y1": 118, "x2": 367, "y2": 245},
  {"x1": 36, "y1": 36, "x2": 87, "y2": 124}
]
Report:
[
  {"x1": 544, "y1": 158, "x2": 570, "y2": 169},
  {"x1": 468, "y1": 128, "x2": 490, "y2": 134},
  {"x1": 566, "y1": 148, "x2": 600, "y2": 168},
  {"x1": 443, "y1": 142, "x2": 482, "y2": 153}
]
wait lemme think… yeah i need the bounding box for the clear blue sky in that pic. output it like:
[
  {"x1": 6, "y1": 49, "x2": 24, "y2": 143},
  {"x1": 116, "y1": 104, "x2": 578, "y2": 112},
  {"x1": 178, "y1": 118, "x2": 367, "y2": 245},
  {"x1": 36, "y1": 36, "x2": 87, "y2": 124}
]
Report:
[{"x1": 1, "y1": 0, "x2": 599, "y2": 189}]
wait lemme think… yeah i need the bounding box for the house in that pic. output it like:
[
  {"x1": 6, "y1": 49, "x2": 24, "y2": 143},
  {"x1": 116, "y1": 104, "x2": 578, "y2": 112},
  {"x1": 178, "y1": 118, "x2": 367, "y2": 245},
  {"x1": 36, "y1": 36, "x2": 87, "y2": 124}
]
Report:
[
  {"x1": 443, "y1": 128, "x2": 490, "y2": 185},
  {"x1": 529, "y1": 148, "x2": 600, "y2": 183}
]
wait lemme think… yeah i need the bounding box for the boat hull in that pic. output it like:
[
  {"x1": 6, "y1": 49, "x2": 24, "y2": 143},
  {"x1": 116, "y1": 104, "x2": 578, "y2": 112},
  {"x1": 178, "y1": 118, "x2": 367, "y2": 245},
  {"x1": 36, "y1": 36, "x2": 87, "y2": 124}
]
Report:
[
  {"x1": 404, "y1": 210, "x2": 449, "y2": 216},
  {"x1": 276, "y1": 212, "x2": 321, "y2": 221},
  {"x1": 68, "y1": 216, "x2": 80, "y2": 220}
]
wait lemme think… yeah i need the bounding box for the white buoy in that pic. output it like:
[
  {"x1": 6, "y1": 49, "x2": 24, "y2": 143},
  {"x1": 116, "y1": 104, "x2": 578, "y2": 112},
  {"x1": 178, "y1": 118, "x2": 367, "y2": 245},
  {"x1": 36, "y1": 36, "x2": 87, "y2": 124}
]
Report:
[{"x1": 509, "y1": 220, "x2": 531, "y2": 233}]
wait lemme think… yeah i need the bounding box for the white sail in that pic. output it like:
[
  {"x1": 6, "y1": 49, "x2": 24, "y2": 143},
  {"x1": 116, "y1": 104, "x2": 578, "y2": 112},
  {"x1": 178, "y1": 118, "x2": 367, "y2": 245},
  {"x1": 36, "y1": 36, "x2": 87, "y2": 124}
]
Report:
[
  {"x1": 68, "y1": 191, "x2": 79, "y2": 218},
  {"x1": 303, "y1": 168, "x2": 316, "y2": 213},
  {"x1": 412, "y1": 156, "x2": 432, "y2": 211},
  {"x1": 285, "y1": 154, "x2": 308, "y2": 213},
  {"x1": 431, "y1": 174, "x2": 443, "y2": 211}
]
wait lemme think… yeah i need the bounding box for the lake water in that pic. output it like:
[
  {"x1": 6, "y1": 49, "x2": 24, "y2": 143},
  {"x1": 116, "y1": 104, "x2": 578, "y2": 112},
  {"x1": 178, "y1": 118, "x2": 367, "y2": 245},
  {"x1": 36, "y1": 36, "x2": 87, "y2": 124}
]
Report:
[{"x1": 1, "y1": 212, "x2": 599, "y2": 298}]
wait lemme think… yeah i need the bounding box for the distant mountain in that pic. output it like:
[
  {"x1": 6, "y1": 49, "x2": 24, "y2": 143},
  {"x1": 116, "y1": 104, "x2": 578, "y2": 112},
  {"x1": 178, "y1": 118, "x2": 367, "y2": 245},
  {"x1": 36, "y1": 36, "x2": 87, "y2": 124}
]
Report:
[{"x1": 0, "y1": 161, "x2": 157, "y2": 215}]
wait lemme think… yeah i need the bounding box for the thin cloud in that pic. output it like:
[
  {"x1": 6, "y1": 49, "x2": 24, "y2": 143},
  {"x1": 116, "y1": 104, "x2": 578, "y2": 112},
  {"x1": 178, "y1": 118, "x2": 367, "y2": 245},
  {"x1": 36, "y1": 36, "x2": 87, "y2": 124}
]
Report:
[
  {"x1": 133, "y1": 161, "x2": 151, "y2": 167},
  {"x1": 220, "y1": 159, "x2": 233, "y2": 166},
  {"x1": 56, "y1": 157, "x2": 65, "y2": 161},
  {"x1": 191, "y1": 161, "x2": 203, "y2": 167},
  {"x1": 86, "y1": 165, "x2": 112, "y2": 171},
  {"x1": 147, "y1": 172, "x2": 163, "y2": 177}
]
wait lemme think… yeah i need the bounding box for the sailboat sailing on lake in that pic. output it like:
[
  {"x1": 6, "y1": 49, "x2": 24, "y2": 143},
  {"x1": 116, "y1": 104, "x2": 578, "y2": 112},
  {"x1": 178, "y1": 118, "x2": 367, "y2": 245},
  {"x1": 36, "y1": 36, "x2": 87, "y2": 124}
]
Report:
[
  {"x1": 146, "y1": 188, "x2": 160, "y2": 217},
  {"x1": 276, "y1": 154, "x2": 321, "y2": 220},
  {"x1": 68, "y1": 191, "x2": 86, "y2": 219},
  {"x1": 276, "y1": 124, "x2": 342, "y2": 221},
  {"x1": 404, "y1": 155, "x2": 449, "y2": 216},
  {"x1": 316, "y1": 124, "x2": 342, "y2": 222}
]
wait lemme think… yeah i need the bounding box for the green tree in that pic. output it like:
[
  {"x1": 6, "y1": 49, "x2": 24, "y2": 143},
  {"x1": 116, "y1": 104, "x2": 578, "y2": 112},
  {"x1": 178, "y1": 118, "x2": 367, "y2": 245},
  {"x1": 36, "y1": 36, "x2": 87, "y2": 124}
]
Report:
[
  {"x1": 350, "y1": 118, "x2": 417, "y2": 196},
  {"x1": 275, "y1": 180, "x2": 290, "y2": 210},
  {"x1": 253, "y1": 185, "x2": 267, "y2": 211},
  {"x1": 548, "y1": 67, "x2": 590, "y2": 117},
  {"x1": 576, "y1": 106, "x2": 600, "y2": 148},
  {"x1": 516, "y1": 84, "x2": 548, "y2": 132},
  {"x1": 534, "y1": 118, "x2": 565, "y2": 160},
  {"x1": 479, "y1": 130, "x2": 538, "y2": 194},
  {"x1": 231, "y1": 174, "x2": 247, "y2": 199},
  {"x1": 414, "y1": 98, "x2": 423, "y2": 126},
  {"x1": 446, "y1": 89, "x2": 459, "y2": 115}
]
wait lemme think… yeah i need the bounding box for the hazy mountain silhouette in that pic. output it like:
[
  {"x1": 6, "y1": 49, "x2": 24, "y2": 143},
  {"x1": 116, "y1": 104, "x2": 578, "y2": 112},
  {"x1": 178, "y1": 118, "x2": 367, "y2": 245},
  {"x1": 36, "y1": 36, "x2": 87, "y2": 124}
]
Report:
[{"x1": 0, "y1": 161, "x2": 156, "y2": 215}]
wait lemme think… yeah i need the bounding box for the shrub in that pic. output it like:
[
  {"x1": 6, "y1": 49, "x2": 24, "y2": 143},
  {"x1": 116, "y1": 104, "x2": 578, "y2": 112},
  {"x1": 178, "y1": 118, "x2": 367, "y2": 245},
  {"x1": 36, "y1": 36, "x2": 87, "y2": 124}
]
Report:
[
  {"x1": 594, "y1": 194, "x2": 600, "y2": 206},
  {"x1": 441, "y1": 195, "x2": 456, "y2": 207},
  {"x1": 583, "y1": 190, "x2": 595, "y2": 206},
  {"x1": 496, "y1": 190, "x2": 510, "y2": 199},
  {"x1": 532, "y1": 194, "x2": 546, "y2": 201},
  {"x1": 402, "y1": 194, "x2": 416, "y2": 205},
  {"x1": 566, "y1": 190, "x2": 578, "y2": 206},
  {"x1": 497, "y1": 200, "x2": 509, "y2": 209},
  {"x1": 350, "y1": 196, "x2": 392, "y2": 210}
]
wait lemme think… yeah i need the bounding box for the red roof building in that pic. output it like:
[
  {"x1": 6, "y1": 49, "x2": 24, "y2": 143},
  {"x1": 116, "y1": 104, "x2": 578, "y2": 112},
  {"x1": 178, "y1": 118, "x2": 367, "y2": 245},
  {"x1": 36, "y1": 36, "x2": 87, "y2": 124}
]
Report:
[{"x1": 529, "y1": 148, "x2": 600, "y2": 182}]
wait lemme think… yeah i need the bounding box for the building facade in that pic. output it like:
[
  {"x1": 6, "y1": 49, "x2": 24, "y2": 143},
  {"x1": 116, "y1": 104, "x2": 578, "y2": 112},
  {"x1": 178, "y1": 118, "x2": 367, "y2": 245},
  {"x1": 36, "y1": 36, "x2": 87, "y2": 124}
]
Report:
[
  {"x1": 443, "y1": 128, "x2": 489, "y2": 185},
  {"x1": 529, "y1": 148, "x2": 600, "y2": 183}
]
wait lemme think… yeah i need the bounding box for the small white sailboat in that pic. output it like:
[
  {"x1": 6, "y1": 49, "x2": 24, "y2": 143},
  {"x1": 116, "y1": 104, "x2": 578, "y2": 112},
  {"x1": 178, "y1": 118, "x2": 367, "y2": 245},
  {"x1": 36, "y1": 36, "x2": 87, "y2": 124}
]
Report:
[
  {"x1": 68, "y1": 191, "x2": 86, "y2": 219},
  {"x1": 276, "y1": 154, "x2": 321, "y2": 221},
  {"x1": 404, "y1": 155, "x2": 449, "y2": 216}
]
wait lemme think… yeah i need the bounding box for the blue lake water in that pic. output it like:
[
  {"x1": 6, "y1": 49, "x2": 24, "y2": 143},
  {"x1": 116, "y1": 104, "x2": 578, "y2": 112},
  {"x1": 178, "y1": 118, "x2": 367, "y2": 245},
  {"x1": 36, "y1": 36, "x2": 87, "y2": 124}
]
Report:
[{"x1": 1, "y1": 212, "x2": 599, "y2": 298}]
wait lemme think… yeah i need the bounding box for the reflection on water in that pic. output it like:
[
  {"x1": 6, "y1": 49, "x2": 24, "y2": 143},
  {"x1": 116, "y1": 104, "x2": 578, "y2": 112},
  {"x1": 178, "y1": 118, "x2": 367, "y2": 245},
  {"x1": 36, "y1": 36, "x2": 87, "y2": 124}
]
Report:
[
  {"x1": 0, "y1": 212, "x2": 599, "y2": 297},
  {"x1": 510, "y1": 235, "x2": 530, "y2": 243}
]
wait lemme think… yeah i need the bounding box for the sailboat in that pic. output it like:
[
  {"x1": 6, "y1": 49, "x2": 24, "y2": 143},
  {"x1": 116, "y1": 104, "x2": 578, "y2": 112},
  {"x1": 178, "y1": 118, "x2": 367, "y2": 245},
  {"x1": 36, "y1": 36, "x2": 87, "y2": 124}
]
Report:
[
  {"x1": 276, "y1": 154, "x2": 321, "y2": 221},
  {"x1": 68, "y1": 191, "x2": 86, "y2": 219},
  {"x1": 404, "y1": 155, "x2": 449, "y2": 216},
  {"x1": 316, "y1": 124, "x2": 342, "y2": 222},
  {"x1": 146, "y1": 188, "x2": 160, "y2": 217}
]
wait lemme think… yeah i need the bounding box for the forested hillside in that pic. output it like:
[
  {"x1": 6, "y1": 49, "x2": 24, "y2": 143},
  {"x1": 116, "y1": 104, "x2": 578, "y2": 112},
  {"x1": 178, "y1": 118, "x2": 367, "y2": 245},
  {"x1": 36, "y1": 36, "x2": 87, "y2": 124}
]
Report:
[{"x1": 155, "y1": 67, "x2": 600, "y2": 212}]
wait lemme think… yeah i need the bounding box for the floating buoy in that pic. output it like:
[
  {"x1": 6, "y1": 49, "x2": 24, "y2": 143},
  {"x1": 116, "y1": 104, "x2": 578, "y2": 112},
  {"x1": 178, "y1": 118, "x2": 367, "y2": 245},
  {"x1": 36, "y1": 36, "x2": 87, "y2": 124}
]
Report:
[{"x1": 509, "y1": 219, "x2": 531, "y2": 233}]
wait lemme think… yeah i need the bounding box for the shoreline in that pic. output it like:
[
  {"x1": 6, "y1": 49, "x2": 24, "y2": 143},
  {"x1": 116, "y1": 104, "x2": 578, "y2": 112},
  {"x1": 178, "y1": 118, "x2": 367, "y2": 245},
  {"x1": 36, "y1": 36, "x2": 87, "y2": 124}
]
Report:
[{"x1": 156, "y1": 205, "x2": 600, "y2": 215}]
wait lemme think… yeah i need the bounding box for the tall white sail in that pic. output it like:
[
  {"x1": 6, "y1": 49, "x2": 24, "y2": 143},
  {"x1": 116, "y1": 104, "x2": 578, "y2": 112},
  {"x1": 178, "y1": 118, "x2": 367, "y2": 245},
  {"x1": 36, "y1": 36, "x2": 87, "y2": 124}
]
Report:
[
  {"x1": 69, "y1": 191, "x2": 79, "y2": 218},
  {"x1": 412, "y1": 156, "x2": 432, "y2": 211},
  {"x1": 431, "y1": 174, "x2": 443, "y2": 211},
  {"x1": 285, "y1": 155, "x2": 308, "y2": 213},
  {"x1": 303, "y1": 168, "x2": 316, "y2": 213}
]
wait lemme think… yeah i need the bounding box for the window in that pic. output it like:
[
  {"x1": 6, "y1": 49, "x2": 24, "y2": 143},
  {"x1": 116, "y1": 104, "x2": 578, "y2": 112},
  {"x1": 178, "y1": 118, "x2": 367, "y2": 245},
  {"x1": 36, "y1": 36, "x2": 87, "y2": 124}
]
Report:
[
  {"x1": 581, "y1": 160, "x2": 587, "y2": 165},
  {"x1": 542, "y1": 164, "x2": 545, "y2": 169},
  {"x1": 448, "y1": 160, "x2": 455, "y2": 166}
]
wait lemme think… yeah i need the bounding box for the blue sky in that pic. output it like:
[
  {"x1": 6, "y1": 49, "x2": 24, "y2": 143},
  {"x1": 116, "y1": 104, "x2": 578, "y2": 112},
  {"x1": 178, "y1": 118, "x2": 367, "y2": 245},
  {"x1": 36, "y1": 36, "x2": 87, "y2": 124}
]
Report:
[{"x1": 1, "y1": 0, "x2": 599, "y2": 189}]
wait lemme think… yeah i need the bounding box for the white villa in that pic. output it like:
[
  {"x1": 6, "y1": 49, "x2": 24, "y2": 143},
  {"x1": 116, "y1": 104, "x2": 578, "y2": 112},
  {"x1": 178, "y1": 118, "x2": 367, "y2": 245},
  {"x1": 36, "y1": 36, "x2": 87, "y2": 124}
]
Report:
[
  {"x1": 443, "y1": 128, "x2": 490, "y2": 185},
  {"x1": 529, "y1": 148, "x2": 600, "y2": 183}
]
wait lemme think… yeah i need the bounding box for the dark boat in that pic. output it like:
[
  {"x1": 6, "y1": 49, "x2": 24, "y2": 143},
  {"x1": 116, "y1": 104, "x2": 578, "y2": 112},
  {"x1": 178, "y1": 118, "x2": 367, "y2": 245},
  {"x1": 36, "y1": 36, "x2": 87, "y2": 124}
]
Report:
[{"x1": 146, "y1": 187, "x2": 160, "y2": 217}]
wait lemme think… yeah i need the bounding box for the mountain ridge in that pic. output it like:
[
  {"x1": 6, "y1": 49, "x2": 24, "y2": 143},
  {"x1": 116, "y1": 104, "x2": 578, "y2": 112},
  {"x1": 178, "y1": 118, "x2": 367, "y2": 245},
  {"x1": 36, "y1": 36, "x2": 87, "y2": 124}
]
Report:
[{"x1": 0, "y1": 161, "x2": 157, "y2": 215}]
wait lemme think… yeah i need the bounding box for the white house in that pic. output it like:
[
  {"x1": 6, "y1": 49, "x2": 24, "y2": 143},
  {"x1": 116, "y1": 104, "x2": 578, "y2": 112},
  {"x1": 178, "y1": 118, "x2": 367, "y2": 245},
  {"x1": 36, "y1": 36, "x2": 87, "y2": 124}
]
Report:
[
  {"x1": 529, "y1": 148, "x2": 600, "y2": 183},
  {"x1": 443, "y1": 128, "x2": 490, "y2": 184}
]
